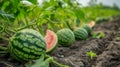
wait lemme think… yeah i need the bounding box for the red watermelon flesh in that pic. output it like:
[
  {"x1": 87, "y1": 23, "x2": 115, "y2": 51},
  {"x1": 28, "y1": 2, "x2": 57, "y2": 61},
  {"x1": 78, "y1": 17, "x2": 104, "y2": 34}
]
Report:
[
  {"x1": 45, "y1": 30, "x2": 57, "y2": 53},
  {"x1": 89, "y1": 21, "x2": 95, "y2": 28}
]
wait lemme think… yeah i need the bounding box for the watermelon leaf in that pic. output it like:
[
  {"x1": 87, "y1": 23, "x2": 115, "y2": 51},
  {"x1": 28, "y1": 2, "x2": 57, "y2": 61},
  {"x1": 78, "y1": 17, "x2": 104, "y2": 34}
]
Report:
[
  {"x1": 25, "y1": 54, "x2": 53, "y2": 67},
  {"x1": 11, "y1": 0, "x2": 20, "y2": 8},
  {"x1": 25, "y1": 54, "x2": 45, "y2": 67},
  {"x1": 74, "y1": 9, "x2": 85, "y2": 19},
  {"x1": 32, "y1": 57, "x2": 53, "y2": 67}
]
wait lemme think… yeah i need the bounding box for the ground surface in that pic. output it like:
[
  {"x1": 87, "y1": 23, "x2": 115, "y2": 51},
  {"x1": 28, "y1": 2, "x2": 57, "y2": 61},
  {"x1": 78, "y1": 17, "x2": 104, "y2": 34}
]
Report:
[
  {"x1": 0, "y1": 16, "x2": 120, "y2": 67},
  {"x1": 51, "y1": 16, "x2": 120, "y2": 67}
]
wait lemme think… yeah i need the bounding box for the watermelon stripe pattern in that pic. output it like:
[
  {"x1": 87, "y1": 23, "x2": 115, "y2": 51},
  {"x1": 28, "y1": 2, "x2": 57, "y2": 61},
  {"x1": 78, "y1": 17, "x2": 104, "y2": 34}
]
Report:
[
  {"x1": 83, "y1": 24, "x2": 92, "y2": 35},
  {"x1": 74, "y1": 28, "x2": 88, "y2": 40},
  {"x1": 57, "y1": 29, "x2": 75, "y2": 47},
  {"x1": 8, "y1": 29, "x2": 46, "y2": 62}
]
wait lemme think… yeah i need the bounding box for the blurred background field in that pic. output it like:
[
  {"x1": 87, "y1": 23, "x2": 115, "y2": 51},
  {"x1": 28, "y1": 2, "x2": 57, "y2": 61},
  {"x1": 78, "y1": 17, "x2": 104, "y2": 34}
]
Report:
[{"x1": 0, "y1": 0, "x2": 120, "y2": 39}]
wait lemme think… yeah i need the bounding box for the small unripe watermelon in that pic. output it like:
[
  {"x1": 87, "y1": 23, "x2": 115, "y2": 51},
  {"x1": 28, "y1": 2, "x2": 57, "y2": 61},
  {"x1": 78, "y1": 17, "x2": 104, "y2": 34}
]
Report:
[
  {"x1": 57, "y1": 28, "x2": 75, "y2": 47},
  {"x1": 8, "y1": 29, "x2": 46, "y2": 62},
  {"x1": 45, "y1": 30, "x2": 58, "y2": 53},
  {"x1": 74, "y1": 28, "x2": 88, "y2": 40}
]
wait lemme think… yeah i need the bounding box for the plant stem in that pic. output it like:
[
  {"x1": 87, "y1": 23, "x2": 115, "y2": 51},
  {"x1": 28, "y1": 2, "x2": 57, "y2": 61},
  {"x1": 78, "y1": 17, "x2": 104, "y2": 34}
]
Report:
[
  {"x1": 52, "y1": 60, "x2": 69, "y2": 67},
  {"x1": 6, "y1": 29, "x2": 16, "y2": 33},
  {"x1": 66, "y1": 21, "x2": 73, "y2": 31},
  {"x1": 46, "y1": 18, "x2": 55, "y2": 23},
  {"x1": 16, "y1": 23, "x2": 37, "y2": 31},
  {"x1": 45, "y1": 55, "x2": 69, "y2": 67}
]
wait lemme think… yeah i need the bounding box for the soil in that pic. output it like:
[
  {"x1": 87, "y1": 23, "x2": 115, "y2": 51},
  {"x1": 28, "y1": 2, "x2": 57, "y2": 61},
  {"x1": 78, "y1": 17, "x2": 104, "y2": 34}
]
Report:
[{"x1": 0, "y1": 16, "x2": 120, "y2": 67}]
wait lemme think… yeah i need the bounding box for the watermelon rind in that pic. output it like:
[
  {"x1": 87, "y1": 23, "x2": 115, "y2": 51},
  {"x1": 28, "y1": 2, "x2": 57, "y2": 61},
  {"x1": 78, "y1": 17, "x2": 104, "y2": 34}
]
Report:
[
  {"x1": 8, "y1": 29, "x2": 46, "y2": 62},
  {"x1": 57, "y1": 28, "x2": 75, "y2": 47},
  {"x1": 74, "y1": 28, "x2": 88, "y2": 40}
]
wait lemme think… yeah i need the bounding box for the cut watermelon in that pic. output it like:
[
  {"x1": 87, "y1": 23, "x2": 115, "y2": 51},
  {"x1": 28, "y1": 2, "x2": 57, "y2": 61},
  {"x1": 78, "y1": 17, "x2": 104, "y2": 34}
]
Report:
[
  {"x1": 89, "y1": 21, "x2": 95, "y2": 28},
  {"x1": 45, "y1": 30, "x2": 58, "y2": 53}
]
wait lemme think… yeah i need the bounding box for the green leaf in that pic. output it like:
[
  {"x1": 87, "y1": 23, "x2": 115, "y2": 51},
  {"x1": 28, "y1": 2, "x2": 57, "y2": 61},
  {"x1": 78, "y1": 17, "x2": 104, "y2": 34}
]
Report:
[
  {"x1": 74, "y1": 9, "x2": 85, "y2": 19},
  {"x1": 25, "y1": 54, "x2": 53, "y2": 67},
  {"x1": 28, "y1": 0, "x2": 38, "y2": 4},
  {"x1": 32, "y1": 57, "x2": 53, "y2": 67},
  {"x1": 45, "y1": 6, "x2": 55, "y2": 11},
  {"x1": 11, "y1": 0, "x2": 20, "y2": 8},
  {"x1": 64, "y1": 0, "x2": 72, "y2": 6},
  {"x1": 50, "y1": 0, "x2": 55, "y2": 5},
  {"x1": 25, "y1": 54, "x2": 44, "y2": 67}
]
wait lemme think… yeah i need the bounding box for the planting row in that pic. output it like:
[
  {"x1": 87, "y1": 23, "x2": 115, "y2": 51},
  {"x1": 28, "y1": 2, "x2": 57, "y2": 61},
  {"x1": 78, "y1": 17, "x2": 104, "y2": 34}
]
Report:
[{"x1": 0, "y1": 21, "x2": 95, "y2": 67}]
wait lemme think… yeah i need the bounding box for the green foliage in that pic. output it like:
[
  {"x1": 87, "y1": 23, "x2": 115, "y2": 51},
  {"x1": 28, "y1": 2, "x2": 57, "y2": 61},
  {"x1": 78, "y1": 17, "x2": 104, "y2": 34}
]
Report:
[
  {"x1": 26, "y1": 54, "x2": 51, "y2": 67},
  {"x1": 0, "y1": 0, "x2": 84, "y2": 39},
  {"x1": 115, "y1": 37, "x2": 120, "y2": 41},
  {"x1": 26, "y1": 54, "x2": 68, "y2": 67},
  {"x1": 81, "y1": 5, "x2": 120, "y2": 22},
  {"x1": 0, "y1": 1, "x2": 84, "y2": 66},
  {"x1": 0, "y1": 10, "x2": 14, "y2": 19},
  {"x1": 95, "y1": 17, "x2": 109, "y2": 23},
  {"x1": 86, "y1": 51, "x2": 97, "y2": 60},
  {"x1": 28, "y1": 0, "x2": 38, "y2": 4}
]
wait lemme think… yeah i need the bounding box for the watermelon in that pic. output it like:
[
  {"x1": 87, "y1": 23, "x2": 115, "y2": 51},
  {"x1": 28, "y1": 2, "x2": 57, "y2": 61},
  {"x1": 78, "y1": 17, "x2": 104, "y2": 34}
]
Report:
[
  {"x1": 57, "y1": 28, "x2": 75, "y2": 47},
  {"x1": 8, "y1": 29, "x2": 46, "y2": 62},
  {"x1": 74, "y1": 28, "x2": 88, "y2": 40},
  {"x1": 83, "y1": 21, "x2": 95, "y2": 35},
  {"x1": 83, "y1": 24, "x2": 92, "y2": 35},
  {"x1": 45, "y1": 30, "x2": 58, "y2": 53}
]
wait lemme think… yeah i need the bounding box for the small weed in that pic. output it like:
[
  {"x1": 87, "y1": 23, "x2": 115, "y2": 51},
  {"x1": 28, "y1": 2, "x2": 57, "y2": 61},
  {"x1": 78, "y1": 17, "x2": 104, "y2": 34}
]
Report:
[
  {"x1": 86, "y1": 51, "x2": 97, "y2": 60},
  {"x1": 92, "y1": 32, "x2": 105, "y2": 38}
]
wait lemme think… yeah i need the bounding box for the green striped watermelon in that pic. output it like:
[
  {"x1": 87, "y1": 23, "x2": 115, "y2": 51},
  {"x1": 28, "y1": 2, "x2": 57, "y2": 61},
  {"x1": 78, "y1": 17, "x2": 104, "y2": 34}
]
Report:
[
  {"x1": 45, "y1": 30, "x2": 58, "y2": 53},
  {"x1": 8, "y1": 29, "x2": 46, "y2": 62},
  {"x1": 83, "y1": 24, "x2": 92, "y2": 35},
  {"x1": 74, "y1": 28, "x2": 88, "y2": 40},
  {"x1": 57, "y1": 28, "x2": 75, "y2": 47}
]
